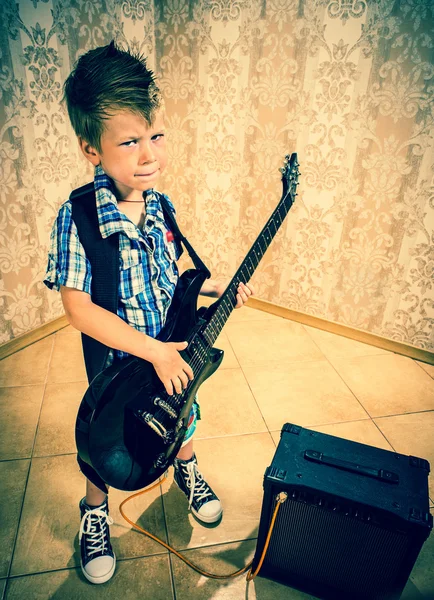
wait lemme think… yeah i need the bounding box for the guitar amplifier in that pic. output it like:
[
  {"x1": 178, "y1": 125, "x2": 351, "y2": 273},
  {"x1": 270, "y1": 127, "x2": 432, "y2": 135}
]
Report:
[{"x1": 252, "y1": 423, "x2": 432, "y2": 600}]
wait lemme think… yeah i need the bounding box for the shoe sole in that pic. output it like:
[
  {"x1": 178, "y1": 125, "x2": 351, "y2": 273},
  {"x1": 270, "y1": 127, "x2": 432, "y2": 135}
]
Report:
[{"x1": 81, "y1": 556, "x2": 116, "y2": 584}]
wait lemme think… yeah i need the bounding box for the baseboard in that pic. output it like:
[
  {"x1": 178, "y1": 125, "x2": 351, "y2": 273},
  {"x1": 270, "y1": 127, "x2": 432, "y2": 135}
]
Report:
[
  {"x1": 1, "y1": 302, "x2": 433, "y2": 366},
  {"x1": 247, "y1": 297, "x2": 434, "y2": 366},
  {"x1": 0, "y1": 316, "x2": 70, "y2": 361}
]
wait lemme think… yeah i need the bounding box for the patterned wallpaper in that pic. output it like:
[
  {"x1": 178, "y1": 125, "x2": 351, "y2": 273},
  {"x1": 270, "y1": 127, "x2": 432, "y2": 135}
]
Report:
[{"x1": 0, "y1": 0, "x2": 433, "y2": 351}]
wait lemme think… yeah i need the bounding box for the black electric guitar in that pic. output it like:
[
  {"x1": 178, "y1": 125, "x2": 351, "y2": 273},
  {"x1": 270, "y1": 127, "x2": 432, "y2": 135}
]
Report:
[{"x1": 75, "y1": 153, "x2": 300, "y2": 491}]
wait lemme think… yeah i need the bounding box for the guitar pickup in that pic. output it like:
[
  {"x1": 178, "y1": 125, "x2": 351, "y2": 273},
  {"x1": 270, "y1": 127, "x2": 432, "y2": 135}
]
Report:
[{"x1": 153, "y1": 396, "x2": 178, "y2": 419}]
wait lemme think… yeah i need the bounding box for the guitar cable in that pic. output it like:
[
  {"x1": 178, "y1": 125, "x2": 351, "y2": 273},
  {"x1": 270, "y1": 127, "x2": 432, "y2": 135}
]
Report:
[{"x1": 119, "y1": 475, "x2": 288, "y2": 581}]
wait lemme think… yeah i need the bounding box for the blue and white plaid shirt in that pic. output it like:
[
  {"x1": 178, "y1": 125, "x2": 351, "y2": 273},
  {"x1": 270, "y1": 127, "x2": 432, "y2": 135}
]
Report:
[{"x1": 44, "y1": 165, "x2": 182, "y2": 362}]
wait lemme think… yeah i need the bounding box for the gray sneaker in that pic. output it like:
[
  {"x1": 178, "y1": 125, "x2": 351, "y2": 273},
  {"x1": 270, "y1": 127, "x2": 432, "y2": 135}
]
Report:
[
  {"x1": 173, "y1": 453, "x2": 223, "y2": 524},
  {"x1": 79, "y1": 497, "x2": 116, "y2": 584}
]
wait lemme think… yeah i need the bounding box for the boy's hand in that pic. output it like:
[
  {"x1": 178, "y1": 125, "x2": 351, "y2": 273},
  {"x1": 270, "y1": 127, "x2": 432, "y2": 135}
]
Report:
[
  {"x1": 151, "y1": 340, "x2": 194, "y2": 395},
  {"x1": 234, "y1": 282, "x2": 254, "y2": 309},
  {"x1": 213, "y1": 281, "x2": 254, "y2": 309}
]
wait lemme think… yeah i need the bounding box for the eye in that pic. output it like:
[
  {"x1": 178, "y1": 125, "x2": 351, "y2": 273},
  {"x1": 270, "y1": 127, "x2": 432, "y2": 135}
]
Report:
[
  {"x1": 121, "y1": 139, "x2": 138, "y2": 147},
  {"x1": 152, "y1": 133, "x2": 165, "y2": 142}
]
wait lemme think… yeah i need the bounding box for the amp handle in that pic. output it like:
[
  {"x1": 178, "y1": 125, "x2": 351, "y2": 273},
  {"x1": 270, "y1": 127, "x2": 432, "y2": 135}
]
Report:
[{"x1": 304, "y1": 449, "x2": 399, "y2": 484}]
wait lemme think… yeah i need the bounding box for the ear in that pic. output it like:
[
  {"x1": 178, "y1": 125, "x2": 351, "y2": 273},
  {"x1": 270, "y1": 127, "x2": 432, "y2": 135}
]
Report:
[{"x1": 78, "y1": 136, "x2": 101, "y2": 166}]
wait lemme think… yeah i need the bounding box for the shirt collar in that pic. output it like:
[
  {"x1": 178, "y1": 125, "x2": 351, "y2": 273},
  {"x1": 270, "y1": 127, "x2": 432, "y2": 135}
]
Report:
[{"x1": 93, "y1": 165, "x2": 163, "y2": 240}]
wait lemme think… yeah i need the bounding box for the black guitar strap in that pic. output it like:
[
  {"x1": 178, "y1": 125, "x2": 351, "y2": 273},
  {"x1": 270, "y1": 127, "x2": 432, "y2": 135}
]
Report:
[{"x1": 70, "y1": 183, "x2": 209, "y2": 383}]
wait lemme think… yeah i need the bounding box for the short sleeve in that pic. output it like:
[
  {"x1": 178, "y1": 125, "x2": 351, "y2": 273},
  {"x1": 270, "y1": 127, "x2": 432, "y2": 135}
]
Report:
[{"x1": 43, "y1": 201, "x2": 92, "y2": 294}]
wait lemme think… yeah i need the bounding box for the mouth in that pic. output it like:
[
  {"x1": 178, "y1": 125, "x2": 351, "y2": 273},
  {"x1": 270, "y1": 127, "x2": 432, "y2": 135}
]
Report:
[{"x1": 135, "y1": 169, "x2": 159, "y2": 178}]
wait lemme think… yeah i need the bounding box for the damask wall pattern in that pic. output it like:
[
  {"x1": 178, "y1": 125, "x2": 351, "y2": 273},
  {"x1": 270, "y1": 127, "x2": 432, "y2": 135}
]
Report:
[{"x1": 0, "y1": 0, "x2": 433, "y2": 350}]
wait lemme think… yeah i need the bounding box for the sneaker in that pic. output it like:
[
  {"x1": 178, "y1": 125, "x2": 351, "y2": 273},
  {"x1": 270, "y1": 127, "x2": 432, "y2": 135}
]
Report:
[
  {"x1": 79, "y1": 497, "x2": 116, "y2": 584},
  {"x1": 173, "y1": 453, "x2": 223, "y2": 524}
]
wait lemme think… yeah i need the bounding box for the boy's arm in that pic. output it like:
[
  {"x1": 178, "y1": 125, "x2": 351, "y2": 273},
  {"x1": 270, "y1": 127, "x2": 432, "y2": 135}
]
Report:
[
  {"x1": 200, "y1": 279, "x2": 254, "y2": 308},
  {"x1": 61, "y1": 286, "x2": 193, "y2": 395}
]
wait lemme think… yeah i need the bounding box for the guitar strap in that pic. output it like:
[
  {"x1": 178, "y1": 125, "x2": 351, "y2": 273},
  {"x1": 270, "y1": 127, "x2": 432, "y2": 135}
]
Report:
[{"x1": 70, "y1": 183, "x2": 209, "y2": 383}]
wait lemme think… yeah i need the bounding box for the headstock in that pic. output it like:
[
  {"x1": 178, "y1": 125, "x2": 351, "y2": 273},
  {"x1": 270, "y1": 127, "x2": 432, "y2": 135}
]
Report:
[{"x1": 279, "y1": 152, "x2": 300, "y2": 199}]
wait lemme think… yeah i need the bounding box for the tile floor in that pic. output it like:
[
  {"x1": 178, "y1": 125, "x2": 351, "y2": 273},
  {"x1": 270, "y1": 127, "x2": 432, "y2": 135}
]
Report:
[{"x1": 0, "y1": 304, "x2": 433, "y2": 599}]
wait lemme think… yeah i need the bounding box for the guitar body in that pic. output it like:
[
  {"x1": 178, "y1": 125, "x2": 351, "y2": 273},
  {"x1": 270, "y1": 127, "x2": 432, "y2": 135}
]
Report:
[
  {"x1": 75, "y1": 268, "x2": 223, "y2": 491},
  {"x1": 75, "y1": 153, "x2": 299, "y2": 492}
]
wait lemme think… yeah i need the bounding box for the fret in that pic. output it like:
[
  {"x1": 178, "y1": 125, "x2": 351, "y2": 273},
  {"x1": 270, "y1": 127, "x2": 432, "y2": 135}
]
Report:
[
  {"x1": 263, "y1": 225, "x2": 272, "y2": 245},
  {"x1": 258, "y1": 236, "x2": 267, "y2": 254},
  {"x1": 250, "y1": 247, "x2": 259, "y2": 268},
  {"x1": 269, "y1": 219, "x2": 277, "y2": 237},
  {"x1": 256, "y1": 240, "x2": 265, "y2": 259}
]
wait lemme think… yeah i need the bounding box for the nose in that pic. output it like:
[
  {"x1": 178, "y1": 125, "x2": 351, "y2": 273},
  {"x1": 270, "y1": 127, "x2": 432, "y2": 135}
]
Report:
[{"x1": 139, "y1": 141, "x2": 155, "y2": 165}]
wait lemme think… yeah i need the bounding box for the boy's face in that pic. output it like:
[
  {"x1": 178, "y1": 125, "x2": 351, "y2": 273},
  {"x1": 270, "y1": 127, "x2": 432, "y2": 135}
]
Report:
[{"x1": 79, "y1": 109, "x2": 167, "y2": 201}]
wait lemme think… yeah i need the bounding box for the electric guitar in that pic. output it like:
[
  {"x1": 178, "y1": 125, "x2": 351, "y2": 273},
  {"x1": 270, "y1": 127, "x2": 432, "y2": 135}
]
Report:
[{"x1": 75, "y1": 153, "x2": 300, "y2": 491}]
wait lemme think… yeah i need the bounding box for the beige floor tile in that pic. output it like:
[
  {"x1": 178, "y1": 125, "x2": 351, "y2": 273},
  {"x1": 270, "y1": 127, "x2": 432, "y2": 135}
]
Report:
[
  {"x1": 33, "y1": 382, "x2": 88, "y2": 457},
  {"x1": 195, "y1": 368, "x2": 267, "y2": 439},
  {"x1": 171, "y1": 540, "x2": 316, "y2": 599},
  {"x1": 0, "y1": 460, "x2": 29, "y2": 578},
  {"x1": 243, "y1": 360, "x2": 368, "y2": 431},
  {"x1": 307, "y1": 420, "x2": 394, "y2": 451},
  {"x1": 163, "y1": 433, "x2": 276, "y2": 551},
  {"x1": 213, "y1": 331, "x2": 239, "y2": 370},
  {"x1": 47, "y1": 333, "x2": 87, "y2": 384},
  {"x1": 417, "y1": 361, "x2": 434, "y2": 379},
  {"x1": 0, "y1": 386, "x2": 44, "y2": 460},
  {"x1": 374, "y1": 412, "x2": 434, "y2": 499},
  {"x1": 404, "y1": 509, "x2": 434, "y2": 599},
  {"x1": 225, "y1": 320, "x2": 325, "y2": 367},
  {"x1": 304, "y1": 325, "x2": 391, "y2": 359},
  {"x1": 0, "y1": 338, "x2": 53, "y2": 387},
  {"x1": 270, "y1": 420, "x2": 393, "y2": 451},
  {"x1": 11, "y1": 454, "x2": 167, "y2": 576},
  {"x1": 5, "y1": 555, "x2": 173, "y2": 599},
  {"x1": 330, "y1": 355, "x2": 434, "y2": 417},
  {"x1": 401, "y1": 579, "x2": 426, "y2": 599}
]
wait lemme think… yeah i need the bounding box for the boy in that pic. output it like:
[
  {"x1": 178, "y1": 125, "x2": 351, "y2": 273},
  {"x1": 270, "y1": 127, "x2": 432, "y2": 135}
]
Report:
[{"x1": 44, "y1": 41, "x2": 253, "y2": 585}]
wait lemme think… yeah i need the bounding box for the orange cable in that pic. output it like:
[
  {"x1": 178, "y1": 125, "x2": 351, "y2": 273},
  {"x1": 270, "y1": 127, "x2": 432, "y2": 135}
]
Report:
[{"x1": 119, "y1": 478, "x2": 287, "y2": 581}]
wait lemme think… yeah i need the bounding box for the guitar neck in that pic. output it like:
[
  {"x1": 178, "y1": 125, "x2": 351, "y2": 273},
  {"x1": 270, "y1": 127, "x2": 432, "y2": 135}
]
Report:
[{"x1": 202, "y1": 155, "x2": 299, "y2": 348}]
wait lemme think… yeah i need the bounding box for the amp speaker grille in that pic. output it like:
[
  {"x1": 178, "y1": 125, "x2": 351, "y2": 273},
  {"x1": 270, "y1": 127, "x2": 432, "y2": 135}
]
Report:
[{"x1": 262, "y1": 497, "x2": 409, "y2": 598}]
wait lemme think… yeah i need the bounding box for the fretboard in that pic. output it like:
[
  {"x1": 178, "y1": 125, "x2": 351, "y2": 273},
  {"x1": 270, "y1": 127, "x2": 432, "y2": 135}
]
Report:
[{"x1": 201, "y1": 183, "x2": 297, "y2": 348}]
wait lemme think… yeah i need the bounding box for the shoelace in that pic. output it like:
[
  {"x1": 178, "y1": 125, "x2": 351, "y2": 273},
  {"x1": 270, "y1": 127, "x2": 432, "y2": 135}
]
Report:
[
  {"x1": 79, "y1": 507, "x2": 114, "y2": 557},
  {"x1": 181, "y1": 461, "x2": 213, "y2": 508}
]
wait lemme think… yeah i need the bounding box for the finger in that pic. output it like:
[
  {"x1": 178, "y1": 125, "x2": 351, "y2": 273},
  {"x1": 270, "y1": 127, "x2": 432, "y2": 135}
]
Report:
[
  {"x1": 237, "y1": 287, "x2": 248, "y2": 303},
  {"x1": 173, "y1": 376, "x2": 183, "y2": 395},
  {"x1": 235, "y1": 293, "x2": 243, "y2": 309},
  {"x1": 178, "y1": 371, "x2": 189, "y2": 389},
  {"x1": 175, "y1": 341, "x2": 188, "y2": 351},
  {"x1": 240, "y1": 282, "x2": 252, "y2": 296},
  {"x1": 164, "y1": 379, "x2": 174, "y2": 396},
  {"x1": 183, "y1": 362, "x2": 194, "y2": 380}
]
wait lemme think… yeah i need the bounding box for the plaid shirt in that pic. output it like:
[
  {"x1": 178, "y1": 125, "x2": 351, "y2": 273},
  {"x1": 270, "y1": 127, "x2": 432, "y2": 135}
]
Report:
[{"x1": 44, "y1": 165, "x2": 182, "y2": 362}]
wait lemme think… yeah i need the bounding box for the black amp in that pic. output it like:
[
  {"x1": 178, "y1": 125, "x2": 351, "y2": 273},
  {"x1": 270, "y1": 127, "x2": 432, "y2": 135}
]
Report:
[{"x1": 252, "y1": 423, "x2": 432, "y2": 599}]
